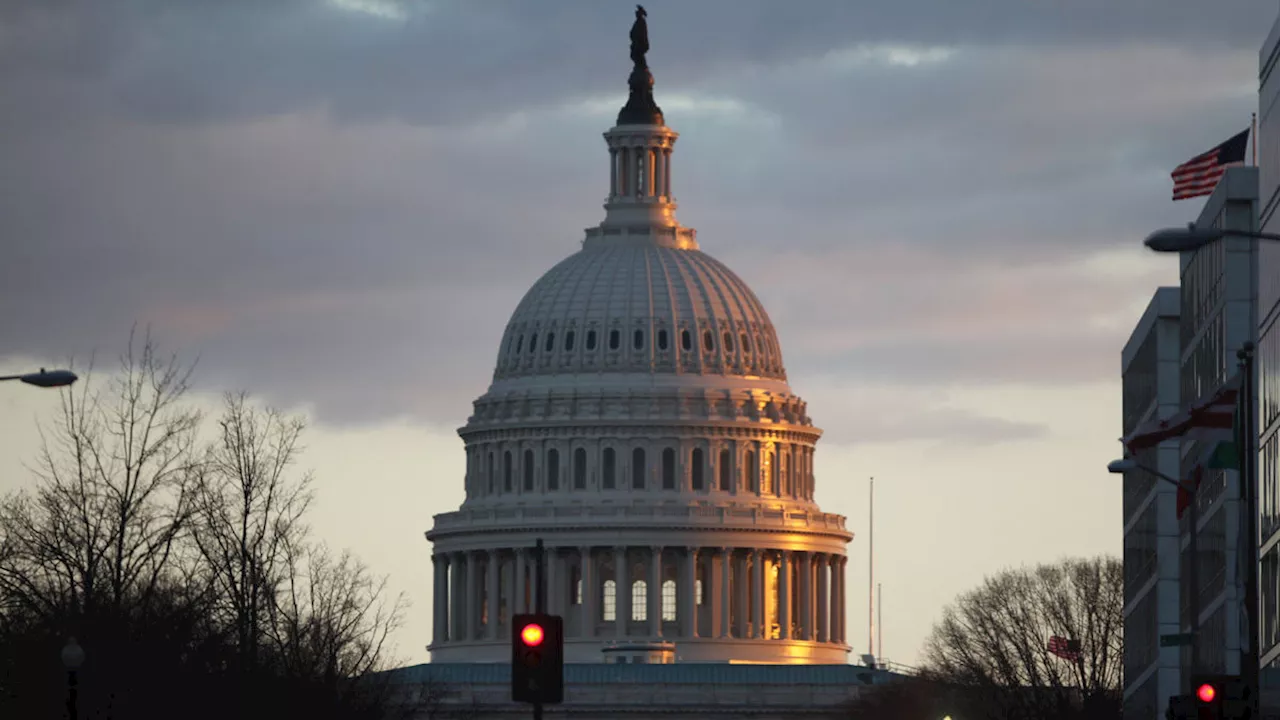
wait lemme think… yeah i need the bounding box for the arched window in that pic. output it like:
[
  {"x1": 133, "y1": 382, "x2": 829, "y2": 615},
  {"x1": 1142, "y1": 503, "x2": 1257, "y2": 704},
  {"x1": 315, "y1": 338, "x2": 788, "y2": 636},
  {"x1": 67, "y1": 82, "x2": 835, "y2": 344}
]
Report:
[
  {"x1": 702, "y1": 330, "x2": 714, "y2": 352},
  {"x1": 529, "y1": 333, "x2": 538, "y2": 354},
  {"x1": 661, "y1": 448, "x2": 676, "y2": 489},
  {"x1": 762, "y1": 453, "x2": 775, "y2": 495},
  {"x1": 544, "y1": 332, "x2": 555, "y2": 352},
  {"x1": 691, "y1": 448, "x2": 704, "y2": 490},
  {"x1": 631, "y1": 580, "x2": 647, "y2": 622},
  {"x1": 662, "y1": 579, "x2": 677, "y2": 621},
  {"x1": 503, "y1": 451, "x2": 513, "y2": 492},
  {"x1": 696, "y1": 565, "x2": 707, "y2": 605},
  {"x1": 718, "y1": 449, "x2": 731, "y2": 491},
  {"x1": 523, "y1": 449, "x2": 535, "y2": 491},
  {"x1": 570, "y1": 564, "x2": 582, "y2": 605},
  {"x1": 602, "y1": 448, "x2": 616, "y2": 489},
  {"x1": 603, "y1": 580, "x2": 617, "y2": 622},
  {"x1": 681, "y1": 329, "x2": 692, "y2": 351},
  {"x1": 586, "y1": 330, "x2": 597, "y2": 350},
  {"x1": 723, "y1": 331, "x2": 733, "y2": 350},
  {"x1": 633, "y1": 329, "x2": 644, "y2": 350},
  {"x1": 740, "y1": 332, "x2": 750, "y2": 352},
  {"x1": 487, "y1": 451, "x2": 495, "y2": 493},
  {"x1": 574, "y1": 448, "x2": 587, "y2": 489},
  {"x1": 658, "y1": 329, "x2": 669, "y2": 350},
  {"x1": 565, "y1": 330, "x2": 576, "y2": 351},
  {"x1": 609, "y1": 329, "x2": 621, "y2": 350},
  {"x1": 547, "y1": 448, "x2": 560, "y2": 491},
  {"x1": 631, "y1": 448, "x2": 646, "y2": 489},
  {"x1": 745, "y1": 450, "x2": 757, "y2": 493},
  {"x1": 515, "y1": 335, "x2": 524, "y2": 353}
]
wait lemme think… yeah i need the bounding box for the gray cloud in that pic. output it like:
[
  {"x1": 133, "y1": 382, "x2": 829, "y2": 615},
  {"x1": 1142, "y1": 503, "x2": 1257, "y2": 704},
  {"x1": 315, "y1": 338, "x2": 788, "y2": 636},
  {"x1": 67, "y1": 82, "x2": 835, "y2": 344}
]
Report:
[{"x1": 0, "y1": 0, "x2": 1269, "y2": 438}]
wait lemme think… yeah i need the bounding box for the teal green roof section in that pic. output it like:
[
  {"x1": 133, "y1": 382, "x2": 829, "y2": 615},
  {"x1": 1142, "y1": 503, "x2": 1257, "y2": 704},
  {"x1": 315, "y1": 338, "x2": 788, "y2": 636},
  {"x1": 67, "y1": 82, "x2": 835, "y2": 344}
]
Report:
[{"x1": 382, "y1": 663, "x2": 903, "y2": 686}]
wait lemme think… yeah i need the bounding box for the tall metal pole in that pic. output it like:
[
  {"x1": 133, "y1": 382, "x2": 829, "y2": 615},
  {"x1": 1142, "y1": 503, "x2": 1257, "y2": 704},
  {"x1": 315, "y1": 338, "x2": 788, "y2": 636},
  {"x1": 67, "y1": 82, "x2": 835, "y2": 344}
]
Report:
[
  {"x1": 1239, "y1": 343, "x2": 1259, "y2": 710},
  {"x1": 868, "y1": 477, "x2": 874, "y2": 658},
  {"x1": 534, "y1": 538, "x2": 546, "y2": 720},
  {"x1": 1188, "y1": 475, "x2": 1201, "y2": 687},
  {"x1": 876, "y1": 583, "x2": 882, "y2": 661}
]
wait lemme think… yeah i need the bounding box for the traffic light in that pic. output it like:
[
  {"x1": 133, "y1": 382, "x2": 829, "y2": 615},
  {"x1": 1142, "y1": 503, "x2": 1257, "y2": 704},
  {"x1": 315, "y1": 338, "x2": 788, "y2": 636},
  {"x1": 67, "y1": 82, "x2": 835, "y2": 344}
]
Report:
[
  {"x1": 1221, "y1": 675, "x2": 1254, "y2": 720},
  {"x1": 511, "y1": 613, "x2": 563, "y2": 704}
]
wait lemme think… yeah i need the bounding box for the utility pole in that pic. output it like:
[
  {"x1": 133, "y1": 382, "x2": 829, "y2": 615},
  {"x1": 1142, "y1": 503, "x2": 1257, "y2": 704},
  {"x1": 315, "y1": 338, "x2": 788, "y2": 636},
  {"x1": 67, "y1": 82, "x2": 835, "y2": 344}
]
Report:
[{"x1": 534, "y1": 538, "x2": 546, "y2": 720}]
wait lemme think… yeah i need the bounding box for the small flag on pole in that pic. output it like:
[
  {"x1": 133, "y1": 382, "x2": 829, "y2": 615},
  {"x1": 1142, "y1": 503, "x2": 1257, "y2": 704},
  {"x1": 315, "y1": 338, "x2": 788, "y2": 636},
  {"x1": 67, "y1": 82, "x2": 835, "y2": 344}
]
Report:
[
  {"x1": 1172, "y1": 128, "x2": 1250, "y2": 201},
  {"x1": 1047, "y1": 635, "x2": 1082, "y2": 662},
  {"x1": 1122, "y1": 372, "x2": 1241, "y2": 454}
]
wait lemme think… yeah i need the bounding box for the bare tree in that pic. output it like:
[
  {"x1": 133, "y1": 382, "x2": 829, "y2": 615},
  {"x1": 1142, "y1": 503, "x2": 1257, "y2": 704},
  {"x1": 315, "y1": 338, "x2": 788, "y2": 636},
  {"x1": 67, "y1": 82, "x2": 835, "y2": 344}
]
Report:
[
  {"x1": 0, "y1": 328, "x2": 201, "y2": 623},
  {"x1": 190, "y1": 392, "x2": 313, "y2": 672},
  {"x1": 918, "y1": 555, "x2": 1123, "y2": 720}
]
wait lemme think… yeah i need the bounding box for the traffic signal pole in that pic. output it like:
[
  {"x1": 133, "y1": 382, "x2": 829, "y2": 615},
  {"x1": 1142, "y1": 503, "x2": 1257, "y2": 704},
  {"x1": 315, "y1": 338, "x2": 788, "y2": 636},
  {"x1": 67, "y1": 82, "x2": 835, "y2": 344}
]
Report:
[{"x1": 535, "y1": 538, "x2": 546, "y2": 720}]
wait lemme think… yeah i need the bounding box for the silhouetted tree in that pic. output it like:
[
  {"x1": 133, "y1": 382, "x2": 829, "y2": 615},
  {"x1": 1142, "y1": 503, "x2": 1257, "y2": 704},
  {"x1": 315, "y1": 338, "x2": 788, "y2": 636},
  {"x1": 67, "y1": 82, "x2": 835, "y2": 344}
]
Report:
[
  {"x1": 0, "y1": 331, "x2": 420, "y2": 720},
  {"x1": 847, "y1": 556, "x2": 1122, "y2": 720}
]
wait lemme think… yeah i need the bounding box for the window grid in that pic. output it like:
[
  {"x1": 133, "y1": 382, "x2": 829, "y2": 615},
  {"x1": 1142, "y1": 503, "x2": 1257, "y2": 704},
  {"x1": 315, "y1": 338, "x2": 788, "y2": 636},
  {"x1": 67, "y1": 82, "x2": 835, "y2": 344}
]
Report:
[
  {"x1": 632, "y1": 580, "x2": 647, "y2": 621},
  {"x1": 603, "y1": 580, "x2": 617, "y2": 622},
  {"x1": 662, "y1": 580, "x2": 677, "y2": 621}
]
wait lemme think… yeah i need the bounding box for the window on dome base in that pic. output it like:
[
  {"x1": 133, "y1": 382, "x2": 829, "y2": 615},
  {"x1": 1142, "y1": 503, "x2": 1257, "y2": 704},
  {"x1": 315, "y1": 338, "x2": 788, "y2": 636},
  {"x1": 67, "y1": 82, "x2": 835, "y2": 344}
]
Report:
[
  {"x1": 603, "y1": 448, "x2": 616, "y2": 489},
  {"x1": 523, "y1": 449, "x2": 535, "y2": 491},
  {"x1": 718, "y1": 449, "x2": 731, "y2": 491},
  {"x1": 487, "y1": 452, "x2": 495, "y2": 493},
  {"x1": 529, "y1": 334, "x2": 538, "y2": 354},
  {"x1": 691, "y1": 448, "x2": 704, "y2": 490},
  {"x1": 565, "y1": 331, "x2": 575, "y2": 351},
  {"x1": 662, "y1": 580, "x2": 676, "y2": 621},
  {"x1": 657, "y1": 329, "x2": 669, "y2": 350},
  {"x1": 545, "y1": 333, "x2": 555, "y2": 353},
  {"x1": 681, "y1": 330, "x2": 692, "y2": 351},
  {"x1": 723, "y1": 332, "x2": 733, "y2": 351},
  {"x1": 603, "y1": 580, "x2": 617, "y2": 622},
  {"x1": 503, "y1": 451, "x2": 513, "y2": 492},
  {"x1": 632, "y1": 448, "x2": 646, "y2": 489},
  {"x1": 586, "y1": 330, "x2": 597, "y2": 350},
  {"x1": 631, "y1": 580, "x2": 647, "y2": 621},
  {"x1": 515, "y1": 335, "x2": 524, "y2": 353},
  {"x1": 702, "y1": 331, "x2": 714, "y2": 353},
  {"x1": 633, "y1": 329, "x2": 644, "y2": 351},
  {"x1": 740, "y1": 333, "x2": 750, "y2": 353},
  {"x1": 574, "y1": 448, "x2": 587, "y2": 489},
  {"x1": 609, "y1": 330, "x2": 621, "y2": 350},
  {"x1": 661, "y1": 448, "x2": 675, "y2": 489},
  {"x1": 547, "y1": 448, "x2": 560, "y2": 490}
]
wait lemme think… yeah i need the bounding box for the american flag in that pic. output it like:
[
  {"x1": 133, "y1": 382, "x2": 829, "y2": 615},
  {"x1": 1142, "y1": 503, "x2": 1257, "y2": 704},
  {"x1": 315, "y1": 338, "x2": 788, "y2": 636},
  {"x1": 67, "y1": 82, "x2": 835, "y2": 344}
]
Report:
[
  {"x1": 1171, "y1": 128, "x2": 1249, "y2": 201},
  {"x1": 1047, "y1": 635, "x2": 1081, "y2": 662},
  {"x1": 1122, "y1": 372, "x2": 1240, "y2": 454}
]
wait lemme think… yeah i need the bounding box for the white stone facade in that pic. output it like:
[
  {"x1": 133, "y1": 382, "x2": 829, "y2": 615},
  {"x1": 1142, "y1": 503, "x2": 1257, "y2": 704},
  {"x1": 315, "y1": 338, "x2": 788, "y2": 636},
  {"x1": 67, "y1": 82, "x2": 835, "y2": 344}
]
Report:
[{"x1": 425, "y1": 99, "x2": 852, "y2": 666}]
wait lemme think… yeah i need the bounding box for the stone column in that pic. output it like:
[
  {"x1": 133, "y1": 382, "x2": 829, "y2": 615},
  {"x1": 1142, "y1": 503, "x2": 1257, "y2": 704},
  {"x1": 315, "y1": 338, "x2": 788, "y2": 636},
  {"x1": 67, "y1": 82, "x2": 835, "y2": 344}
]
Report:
[
  {"x1": 546, "y1": 547, "x2": 559, "y2": 615},
  {"x1": 614, "y1": 546, "x2": 628, "y2": 637},
  {"x1": 632, "y1": 148, "x2": 644, "y2": 198},
  {"x1": 751, "y1": 549, "x2": 764, "y2": 639},
  {"x1": 839, "y1": 557, "x2": 848, "y2": 643},
  {"x1": 734, "y1": 552, "x2": 749, "y2": 638},
  {"x1": 450, "y1": 552, "x2": 465, "y2": 641},
  {"x1": 664, "y1": 148, "x2": 673, "y2": 197},
  {"x1": 579, "y1": 547, "x2": 595, "y2": 638},
  {"x1": 514, "y1": 548, "x2": 527, "y2": 614},
  {"x1": 503, "y1": 552, "x2": 515, "y2": 629},
  {"x1": 682, "y1": 547, "x2": 698, "y2": 638},
  {"x1": 486, "y1": 550, "x2": 500, "y2": 640},
  {"x1": 799, "y1": 552, "x2": 812, "y2": 641},
  {"x1": 609, "y1": 148, "x2": 618, "y2": 198},
  {"x1": 432, "y1": 554, "x2": 447, "y2": 644},
  {"x1": 817, "y1": 554, "x2": 830, "y2": 643},
  {"x1": 719, "y1": 548, "x2": 732, "y2": 638},
  {"x1": 778, "y1": 551, "x2": 791, "y2": 640},
  {"x1": 828, "y1": 555, "x2": 840, "y2": 644},
  {"x1": 649, "y1": 547, "x2": 663, "y2": 637},
  {"x1": 463, "y1": 552, "x2": 478, "y2": 641}
]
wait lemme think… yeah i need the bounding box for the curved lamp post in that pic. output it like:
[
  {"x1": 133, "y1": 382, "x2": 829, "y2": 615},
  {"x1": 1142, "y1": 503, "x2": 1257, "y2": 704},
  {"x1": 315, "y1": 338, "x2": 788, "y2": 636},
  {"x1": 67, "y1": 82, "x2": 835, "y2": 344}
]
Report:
[
  {"x1": 0, "y1": 368, "x2": 78, "y2": 388},
  {"x1": 61, "y1": 637, "x2": 84, "y2": 720},
  {"x1": 1144, "y1": 223, "x2": 1280, "y2": 253}
]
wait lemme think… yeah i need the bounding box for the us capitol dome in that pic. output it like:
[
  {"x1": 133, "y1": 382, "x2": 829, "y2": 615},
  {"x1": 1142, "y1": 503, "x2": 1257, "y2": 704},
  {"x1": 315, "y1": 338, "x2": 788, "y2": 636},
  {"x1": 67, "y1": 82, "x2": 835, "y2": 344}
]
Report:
[{"x1": 425, "y1": 7, "x2": 852, "y2": 665}]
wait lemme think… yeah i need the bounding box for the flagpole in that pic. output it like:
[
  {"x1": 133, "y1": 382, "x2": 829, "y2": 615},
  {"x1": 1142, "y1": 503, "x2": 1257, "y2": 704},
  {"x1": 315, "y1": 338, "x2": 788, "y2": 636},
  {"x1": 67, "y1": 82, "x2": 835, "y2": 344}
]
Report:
[
  {"x1": 868, "y1": 476, "x2": 874, "y2": 659},
  {"x1": 1240, "y1": 342, "x2": 1259, "y2": 711},
  {"x1": 1253, "y1": 113, "x2": 1258, "y2": 166}
]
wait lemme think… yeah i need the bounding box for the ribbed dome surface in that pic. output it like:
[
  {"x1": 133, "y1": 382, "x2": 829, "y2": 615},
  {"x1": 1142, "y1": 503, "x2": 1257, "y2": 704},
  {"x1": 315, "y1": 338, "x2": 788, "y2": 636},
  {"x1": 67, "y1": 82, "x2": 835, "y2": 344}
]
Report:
[{"x1": 492, "y1": 242, "x2": 786, "y2": 382}]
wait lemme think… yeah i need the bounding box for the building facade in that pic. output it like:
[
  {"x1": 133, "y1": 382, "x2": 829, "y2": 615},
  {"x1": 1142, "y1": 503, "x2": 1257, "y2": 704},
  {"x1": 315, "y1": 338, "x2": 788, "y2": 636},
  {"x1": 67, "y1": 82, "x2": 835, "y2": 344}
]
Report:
[
  {"x1": 1120, "y1": 287, "x2": 1182, "y2": 719},
  {"x1": 423, "y1": 12, "x2": 852, "y2": 667},
  {"x1": 1258, "y1": 9, "x2": 1280, "y2": 671},
  {"x1": 1177, "y1": 166, "x2": 1258, "y2": 680}
]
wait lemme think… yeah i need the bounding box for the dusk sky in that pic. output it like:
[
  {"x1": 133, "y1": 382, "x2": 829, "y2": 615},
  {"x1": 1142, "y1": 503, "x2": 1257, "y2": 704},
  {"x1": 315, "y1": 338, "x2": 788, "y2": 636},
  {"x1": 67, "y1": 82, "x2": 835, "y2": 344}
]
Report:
[{"x1": 1, "y1": 0, "x2": 1275, "y2": 667}]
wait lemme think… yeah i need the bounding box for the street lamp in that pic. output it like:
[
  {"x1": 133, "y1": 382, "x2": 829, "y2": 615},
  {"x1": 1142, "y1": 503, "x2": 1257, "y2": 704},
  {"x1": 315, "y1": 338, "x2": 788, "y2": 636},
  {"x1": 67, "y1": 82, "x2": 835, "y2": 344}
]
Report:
[
  {"x1": 61, "y1": 637, "x2": 84, "y2": 720},
  {"x1": 1108, "y1": 457, "x2": 1202, "y2": 686},
  {"x1": 1143, "y1": 223, "x2": 1280, "y2": 253},
  {"x1": 0, "y1": 368, "x2": 78, "y2": 388}
]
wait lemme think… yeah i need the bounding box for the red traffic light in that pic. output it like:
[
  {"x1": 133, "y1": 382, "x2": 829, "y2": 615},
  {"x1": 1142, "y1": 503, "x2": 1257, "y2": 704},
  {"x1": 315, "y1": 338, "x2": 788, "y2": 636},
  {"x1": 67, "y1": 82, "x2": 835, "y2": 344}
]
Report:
[
  {"x1": 1196, "y1": 683, "x2": 1217, "y2": 703},
  {"x1": 520, "y1": 623, "x2": 545, "y2": 647}
]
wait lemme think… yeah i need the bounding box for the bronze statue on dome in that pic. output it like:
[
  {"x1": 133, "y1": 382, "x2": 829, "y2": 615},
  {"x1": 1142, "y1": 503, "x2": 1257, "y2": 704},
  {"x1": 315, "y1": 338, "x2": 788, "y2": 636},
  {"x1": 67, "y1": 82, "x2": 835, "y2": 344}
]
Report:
[
  {"x1": 617, "y1": 5, "x2": 663, "y2": 126},
  {"x1": 630, "y1": 5, "x2": 649, "y2": 69}
]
